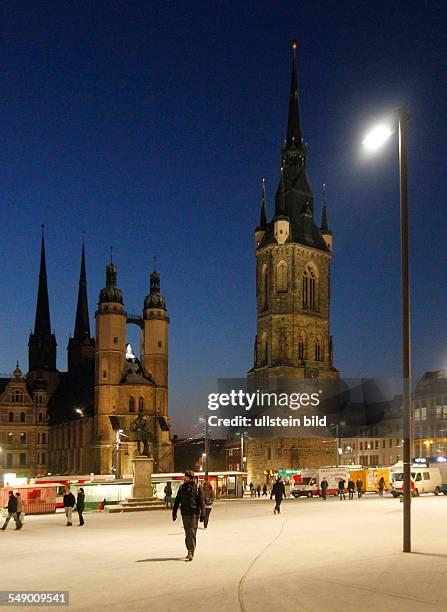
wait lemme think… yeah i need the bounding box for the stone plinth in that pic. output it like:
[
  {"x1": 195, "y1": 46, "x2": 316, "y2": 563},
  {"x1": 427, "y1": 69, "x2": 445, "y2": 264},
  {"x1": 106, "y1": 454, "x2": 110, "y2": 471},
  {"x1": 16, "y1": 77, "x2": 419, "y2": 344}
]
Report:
[{"x1": 131, "y1": 456, "x2": 154, "y2": 499}]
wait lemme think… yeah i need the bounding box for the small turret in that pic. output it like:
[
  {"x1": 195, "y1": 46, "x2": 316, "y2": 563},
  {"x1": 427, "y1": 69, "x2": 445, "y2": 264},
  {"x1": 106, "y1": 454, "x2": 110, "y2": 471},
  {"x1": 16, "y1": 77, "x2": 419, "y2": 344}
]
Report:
[{"x1": 99, "y1": 250, "x2": 124, "y2": 306}]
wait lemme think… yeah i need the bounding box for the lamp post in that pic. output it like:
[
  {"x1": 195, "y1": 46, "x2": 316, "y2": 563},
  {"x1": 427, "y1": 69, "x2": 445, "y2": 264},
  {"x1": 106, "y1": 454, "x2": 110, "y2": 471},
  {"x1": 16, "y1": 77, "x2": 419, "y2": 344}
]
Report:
[{"x1": 363, "y1": 107, "x2": 412, "y2": 553}]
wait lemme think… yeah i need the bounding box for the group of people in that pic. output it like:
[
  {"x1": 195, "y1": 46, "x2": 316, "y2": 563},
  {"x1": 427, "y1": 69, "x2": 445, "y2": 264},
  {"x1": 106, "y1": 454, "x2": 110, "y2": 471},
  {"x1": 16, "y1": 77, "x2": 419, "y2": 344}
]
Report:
[
  {"x1": 1, "y1": 491, "x2": 23, "y2": 531},
  {"x1": 333, "y1": 476, "x2": 386, "y2": 500},
  {"x1": 63, "y1": 486, "x2": 85, "y2": 526},
  {"x1": 171, "y1": 471, "x2": 215, "y2": 561}
]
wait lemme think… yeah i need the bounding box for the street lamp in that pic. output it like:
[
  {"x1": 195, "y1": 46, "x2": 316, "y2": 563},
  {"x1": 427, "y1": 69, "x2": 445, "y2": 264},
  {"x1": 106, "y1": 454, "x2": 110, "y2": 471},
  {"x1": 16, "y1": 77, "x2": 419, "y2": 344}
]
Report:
[{"x1": 362, "y1": 107, "x2": 412, "y2": 553}]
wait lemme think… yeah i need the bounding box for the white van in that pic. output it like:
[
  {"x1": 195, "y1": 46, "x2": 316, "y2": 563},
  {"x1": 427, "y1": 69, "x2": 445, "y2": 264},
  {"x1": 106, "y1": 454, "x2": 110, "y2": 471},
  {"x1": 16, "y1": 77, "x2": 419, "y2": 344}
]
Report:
[{"x1": 390, "y1": 466, "x2": 442, "y2": 497}]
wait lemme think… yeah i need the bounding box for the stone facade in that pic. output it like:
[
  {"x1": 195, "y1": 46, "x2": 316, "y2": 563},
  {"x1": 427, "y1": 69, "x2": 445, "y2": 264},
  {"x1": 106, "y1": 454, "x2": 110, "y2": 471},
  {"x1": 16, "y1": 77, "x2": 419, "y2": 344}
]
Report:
[
  {"x1": 244, "y1": 43, "x2": 339, "y2": 485},
  {"x1": 0, "y1": 364, "x2": 49, "y2": 480}
]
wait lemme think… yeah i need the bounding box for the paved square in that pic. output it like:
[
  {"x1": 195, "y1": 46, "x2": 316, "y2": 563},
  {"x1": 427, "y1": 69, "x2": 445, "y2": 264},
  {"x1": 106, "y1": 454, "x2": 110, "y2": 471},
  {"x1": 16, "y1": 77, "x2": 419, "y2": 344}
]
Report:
[{"x1": 2, "y1": 495, "x2": 447, "y2": 611}]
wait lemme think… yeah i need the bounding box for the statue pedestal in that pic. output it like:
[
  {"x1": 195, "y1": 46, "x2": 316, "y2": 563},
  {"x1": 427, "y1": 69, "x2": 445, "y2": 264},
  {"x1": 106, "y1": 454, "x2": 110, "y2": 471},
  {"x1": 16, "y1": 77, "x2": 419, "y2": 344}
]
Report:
[{"x1": 131, "y1": 456, "x2": 154, "y2": 499}]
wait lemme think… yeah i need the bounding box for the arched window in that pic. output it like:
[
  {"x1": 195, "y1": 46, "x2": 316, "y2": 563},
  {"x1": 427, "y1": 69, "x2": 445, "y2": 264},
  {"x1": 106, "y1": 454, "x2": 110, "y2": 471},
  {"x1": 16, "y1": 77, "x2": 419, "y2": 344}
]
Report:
[
  {"x1": 277, "y1": 260, "x2": 288, "y2": 292},
  {"x1": 8, "y1": 412, "x2": 14, "y2": 422},
  {"x1": 303, "y1": 266, "x2": 318, "y2": 310},
  {"x1": 20, "y1": 412, "x2": 26, "y2": 423},
  {"x1": 129, "y1": 397, "x2": 135, "y2": 413},
  {"x1": 315, "y1": 339, "x2": 321, "y2": 361},
  {"x1": 12, "y1": 389, "x2": 23, "y2": 403},
  {"x1": 261, "y1": 264, "x2": 268, "y2": 310},
  {"x1": 298, "y1": 338, "x2": 305, "y2": 361},
  {"x1": 138, "y1": 397, "x2": 144, "y2": 412}
]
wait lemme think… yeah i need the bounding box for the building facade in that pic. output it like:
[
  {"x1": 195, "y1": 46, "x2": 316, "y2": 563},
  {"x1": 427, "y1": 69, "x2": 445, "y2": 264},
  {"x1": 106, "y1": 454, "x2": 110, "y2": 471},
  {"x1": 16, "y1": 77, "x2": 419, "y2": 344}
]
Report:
[
  {"x1": 245, "y1": 41, "x2": 339, "y2": 485},
  {"x1": 0, "y1": 233, "x2": 173, "y2": 480}
]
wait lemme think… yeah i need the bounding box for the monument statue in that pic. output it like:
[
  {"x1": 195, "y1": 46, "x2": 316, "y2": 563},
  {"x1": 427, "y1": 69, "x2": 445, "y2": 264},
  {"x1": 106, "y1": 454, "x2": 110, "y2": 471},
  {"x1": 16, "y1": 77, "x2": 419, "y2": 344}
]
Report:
[{"x1": 129, "y1": 414, "x2": 151, "y2": 456}]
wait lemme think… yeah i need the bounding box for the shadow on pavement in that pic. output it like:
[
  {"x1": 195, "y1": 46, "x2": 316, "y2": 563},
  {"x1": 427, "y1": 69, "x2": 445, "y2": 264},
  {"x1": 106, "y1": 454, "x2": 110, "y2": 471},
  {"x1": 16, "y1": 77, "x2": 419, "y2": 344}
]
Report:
[
  {"x1": 137, "y1": 557, "x2": 185, "y2": 562},
  {"x1": 411, "y1": 551, "x2": 447, "y2": 559}
]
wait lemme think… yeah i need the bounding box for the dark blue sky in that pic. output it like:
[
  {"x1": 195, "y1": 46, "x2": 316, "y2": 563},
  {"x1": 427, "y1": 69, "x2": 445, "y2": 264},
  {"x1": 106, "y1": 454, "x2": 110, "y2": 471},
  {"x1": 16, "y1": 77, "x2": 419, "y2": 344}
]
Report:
[{"x1": 1, "y1": 2, "x2": 446, "y2": 434}]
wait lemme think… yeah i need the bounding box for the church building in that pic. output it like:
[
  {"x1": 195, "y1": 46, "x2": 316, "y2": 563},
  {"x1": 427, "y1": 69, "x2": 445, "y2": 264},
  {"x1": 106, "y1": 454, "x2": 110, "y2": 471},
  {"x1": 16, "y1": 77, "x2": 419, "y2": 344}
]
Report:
[{"x1": 0, "y1": 232, "x2": 173, "y2": 480}]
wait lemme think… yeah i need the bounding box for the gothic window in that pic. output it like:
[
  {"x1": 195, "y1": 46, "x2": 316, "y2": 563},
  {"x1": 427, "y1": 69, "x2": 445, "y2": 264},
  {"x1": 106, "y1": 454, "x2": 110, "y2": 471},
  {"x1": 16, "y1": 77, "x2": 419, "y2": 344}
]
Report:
[
  {"x1": 12, "y1": 389, "x2": 23, "y2": 403},
  {"x1": 298, "y1": 338, "x2": 305, "y2": 361},
  {"x1": 139, "y1": 397, "x2": 144, "y2": 412},
  {"x1": 20, "y1": 432, "x2": 26, "y2": 444},
  {"x1": 129, "y1": 397, "x2": 135, "y2": 413},
  {"x1": 315, "y1": 339, "x2": 321, "y2": 361},
  {"x1": 8, "y1": 412, "x2": 14, "y2": 422},
  {"x1": 20, "y1": 412, "x2": 26, "y2": 423},
  {"x1": 42, "y1": 433, "x2": 46, "y2": 444},
  {"x1": 302, "y1": 266, "x2": 318, "y2": 310},
  {"x1": 277, "y1": 260, "x2": 288, "y2": 292},
  {"x1": 38, "y1": 412, "x2": 43, "y2": 423}
]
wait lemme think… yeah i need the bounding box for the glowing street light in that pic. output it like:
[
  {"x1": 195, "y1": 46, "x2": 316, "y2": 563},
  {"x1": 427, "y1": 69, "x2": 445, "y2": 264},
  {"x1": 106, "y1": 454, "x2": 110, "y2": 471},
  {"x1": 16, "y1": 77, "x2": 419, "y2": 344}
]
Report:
[
  {"x1": 362, "y1": 124, "x2": 393, "y2": 151},
  {"x1": 362, "y1": 106, "x2": 412, "y2": 553}
]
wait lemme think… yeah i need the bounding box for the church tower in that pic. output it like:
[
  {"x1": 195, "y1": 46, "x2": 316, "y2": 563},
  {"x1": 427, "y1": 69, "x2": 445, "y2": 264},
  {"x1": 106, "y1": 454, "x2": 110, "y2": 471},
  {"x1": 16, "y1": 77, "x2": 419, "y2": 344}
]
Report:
[
  {"x1": 67, "y1": 241, "x2": 95, "y2": 375},
  {"x1": 142, "y1": 262, "x2": 169, "y2": 388},
  {"x1": 249, "y1": 40, "x2": 338, "y2": 385},
  {"x1": 94, "y1": 258, "x2": 127, "y2": 473}
]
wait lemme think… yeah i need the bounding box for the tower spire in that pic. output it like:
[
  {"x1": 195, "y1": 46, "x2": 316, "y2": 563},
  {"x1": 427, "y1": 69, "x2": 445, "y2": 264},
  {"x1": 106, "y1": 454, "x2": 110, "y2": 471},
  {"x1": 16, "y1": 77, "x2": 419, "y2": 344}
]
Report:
[
  {"x1": 286, "y1": 38, "x2": 302, "y2": 147},
  {"x1": 28, "y1": 227, "x2": 57, "y2": 371},
  {"x1": 34, "y1": 225, "x2": 52, "y2": 337},
  {"x1": 73, "y1": 240, "x2": 91, "y2": 340}
]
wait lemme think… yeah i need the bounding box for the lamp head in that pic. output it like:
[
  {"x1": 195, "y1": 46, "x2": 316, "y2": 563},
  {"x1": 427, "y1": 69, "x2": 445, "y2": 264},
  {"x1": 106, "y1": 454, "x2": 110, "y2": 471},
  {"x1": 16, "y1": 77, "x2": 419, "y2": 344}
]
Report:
[{"x1": 362, "y1": 124, "x2": 393, "y2": 152}]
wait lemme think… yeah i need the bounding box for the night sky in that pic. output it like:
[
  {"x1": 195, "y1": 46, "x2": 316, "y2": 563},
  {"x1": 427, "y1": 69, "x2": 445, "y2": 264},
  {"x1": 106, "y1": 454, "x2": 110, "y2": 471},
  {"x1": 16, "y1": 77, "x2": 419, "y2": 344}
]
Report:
[{"x1": 1, "y1": 2, "x2": 446, "y2": 434}]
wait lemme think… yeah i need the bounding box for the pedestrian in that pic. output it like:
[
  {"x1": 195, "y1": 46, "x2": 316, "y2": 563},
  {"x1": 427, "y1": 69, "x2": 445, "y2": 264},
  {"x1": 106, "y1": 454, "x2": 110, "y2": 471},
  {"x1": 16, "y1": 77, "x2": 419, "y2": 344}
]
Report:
[
  {"x1": 164, "y1": 481, "x2": 173, "y2": 509},
  {"x1": 270, "y1": 477, "x2": 286, "y2": 515},
  {"x1": 16, "y1": 492, "x2": 23, "y2": 527},
  {"x1": 202, "y1": 479, "x2": 214, "y2": 529},
  {"x1": 256, "y1": 484, "x2": 261, "y2": 497},
  {"x1": 76, "y1": 488, "x2": 85, "y2": 526},
  {"x1": 63, "y1": 486, "x2": 76, "y2": 526},
  {"x1": 356, "y1": 478, "x2": 363, "y2": 498},
  {"x1": 320, "y1": 478, "x2": 329, "y2": 501},
  {"x1": 378, "y1": 476, "x2": 385, "y2": 497},
  {"x1": 338, "y1": 479, "x2": 346, "y2": 500},
  {"x1": 1, "y1": 491, "x2": 21, "y2": 530},
  {"x1": 172, "y1": 470, "x2": 205, "y2": 561},
  {"x1": 249, "y1": 482, "x2": 254, "y2": 497},
  {"x1": 262, "y1": 483, "x2": 268, "y2": 497},
  {"x1": 348, "y1": 479, "x2": 355, "y2": 500}
]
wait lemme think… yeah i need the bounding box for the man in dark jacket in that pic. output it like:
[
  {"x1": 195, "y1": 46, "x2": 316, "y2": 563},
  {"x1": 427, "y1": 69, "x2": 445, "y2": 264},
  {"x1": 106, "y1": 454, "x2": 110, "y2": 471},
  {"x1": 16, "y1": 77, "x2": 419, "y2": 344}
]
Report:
[
  {"x1": 1, "y1": 491, "x2": 21, "y2": 530},
  {"x1": 172, "y1": 471, "x2": 205, "y2": 561},
  {"x1": 320, "y1": 478, "x2": 329, "y2": 501},
  {"x1": 63, "y1": 487, "x2": 76, "y2": 526},
  {"x1": 270, "y1": 477, "x2": 286, "y2": 515},
  {"x1": 76, "y1": 488, "x2": 85, "y2": 526}
]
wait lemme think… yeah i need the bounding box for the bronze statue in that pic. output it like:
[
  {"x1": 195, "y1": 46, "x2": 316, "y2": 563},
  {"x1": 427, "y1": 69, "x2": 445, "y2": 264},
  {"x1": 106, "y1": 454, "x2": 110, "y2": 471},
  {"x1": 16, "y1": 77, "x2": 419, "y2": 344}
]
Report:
[{"x1": 129, "y1": 414, "x2": 151, "y2": 456}]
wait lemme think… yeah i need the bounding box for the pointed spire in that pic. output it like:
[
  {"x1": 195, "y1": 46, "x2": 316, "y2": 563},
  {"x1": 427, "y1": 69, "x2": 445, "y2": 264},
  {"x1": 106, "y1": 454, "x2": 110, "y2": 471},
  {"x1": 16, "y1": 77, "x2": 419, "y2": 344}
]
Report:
[
  {"x1": 286, "y1": 39, "x2": 302, "y2": 147},
  {"x1": 29, "y1": 226, "x2": 57, "y2": 371},
  {"x1": 259, "y1": 177, "x2": 267, "y2": 228},
  {"x1": 34, "y1": 225, "x2": 52, "y2": 337},
  {"x1": 73, "y1": 239, "x2": 91, "y2": 340},
  {"x1": 321, "y1": 183, "x2": 329, "y2": 231}
]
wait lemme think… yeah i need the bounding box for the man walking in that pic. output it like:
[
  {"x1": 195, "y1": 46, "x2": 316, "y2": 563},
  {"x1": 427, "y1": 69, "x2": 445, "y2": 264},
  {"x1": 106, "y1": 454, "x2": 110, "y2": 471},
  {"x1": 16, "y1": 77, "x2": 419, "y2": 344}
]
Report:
[
  {"x1": 76, "y1": 488, "x2": 85, "y2": 526},
  {"x1": 1, "y1": 491, "x2": 21, "y2": 530},
  {"x1": 63, "y1": 486, "x2": 76, "y2": 526},
  {"x1": 270, "y1": 477, "x2": 286, "y2": 515},
  {"x1": 378, "y1": 476, "x2": 386, "y2": 497},
  {"x1": 172, "y1": 471, "x2": 205, "y2": 561},
  {"x1": 320, "y1": 478, "x2": 329, "y2": 501}
]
